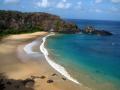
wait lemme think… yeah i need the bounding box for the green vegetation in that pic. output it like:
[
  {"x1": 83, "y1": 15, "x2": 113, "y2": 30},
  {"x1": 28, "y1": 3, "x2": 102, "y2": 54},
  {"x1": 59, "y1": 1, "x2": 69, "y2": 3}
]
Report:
[
  {"x1": 55, "y1": 20, "x2": 61, "y2": 30},
  {"x1": 0, "y1": 27, "x2": 44, "y2": 37},
  {"x1": 0, "y1": 10, "x2": 80, "y2": 38}
]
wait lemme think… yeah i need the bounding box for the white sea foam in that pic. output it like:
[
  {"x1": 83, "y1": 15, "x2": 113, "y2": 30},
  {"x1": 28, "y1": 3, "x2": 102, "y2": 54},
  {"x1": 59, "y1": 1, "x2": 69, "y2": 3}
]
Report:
[
  {"x1": 40, "y1": 33, "x2": 81, "y2": 85},
  {"x1": 24, "y1": 41, "x2": 39, "y2": 54},
  {"x1": 23, "y1": 33, "x2": 81, "y2": 85}
]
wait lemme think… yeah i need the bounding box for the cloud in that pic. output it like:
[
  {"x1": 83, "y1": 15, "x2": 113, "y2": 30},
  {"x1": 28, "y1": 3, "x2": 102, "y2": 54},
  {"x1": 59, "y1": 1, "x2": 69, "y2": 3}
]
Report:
[
  {"x1": 94, "y1": 7, "x2": 120, "y2": 14},
  {"x1": 109, "y1": 7, "x2": 120, "y2": 13},
  {"x1": 111, "y1": 0, "x2": 120, "y2": 3},
  {"x1": 95, "y1": 9, "x2": 103, "y2": 13},
  {"x1": 4, "y1": 0, "x2": 19, "y2": 4},
  {"x1": 35, "y1": 0, "x2": 72, "y2": 9},
  {"x1": 56, "y1": 0, "x2": 72, "y2": 9},
  {"x1": 95, "y1": 0, "x2": 102, "y2": 3},
  {"x1": 35, "y1": 0, "x2": 49, "y2": 8},
  {"x1": 62, "y1": 0, "x2": 67, "y2": 2},
  {"x1": 75, "y1": 1, "x2": 82, "y2": 9}
]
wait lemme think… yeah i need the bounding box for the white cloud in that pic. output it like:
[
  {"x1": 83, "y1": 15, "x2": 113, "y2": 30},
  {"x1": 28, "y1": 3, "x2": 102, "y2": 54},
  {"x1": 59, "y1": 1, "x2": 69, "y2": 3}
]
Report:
[
  {"x1": 75, "y1": 1, "x2": 82, "y2": 9},
  {"x1": 4, "y1": 0, "x2": 19, "y2": 4},
  {"x1": 77, "y1": 1, "x2": 82, "y2": 5},
  {"x1": 111, "y1": 0, "x2": 120, "y2": 3},
  {"x1": 35, "y1": 0, "x2": 49, "y2": 8},
  {"x1": 62, "y1": 0, "x2": 67, "y2": 2},
  {"x1": 111, "y1": 7, "x2": 118, "y2": 11},
  {"x1": 95, "y1": 9, "x2": 102, "y2": 13},
  {"x1": 57, "y1": 2, "x2": 71, "y2": 9},
  {"x1": 95, "y1": 0, "x2": 102, "y2": 3},
  {"x1": 110, "y1": 7, "x2": 120, "y2": 12},
  {"x1": 56, "y1": 0, "x2": 72, "y2": 9},
  {"x1": 93, "y1": 7, "x2": 120, "y2": 14}
]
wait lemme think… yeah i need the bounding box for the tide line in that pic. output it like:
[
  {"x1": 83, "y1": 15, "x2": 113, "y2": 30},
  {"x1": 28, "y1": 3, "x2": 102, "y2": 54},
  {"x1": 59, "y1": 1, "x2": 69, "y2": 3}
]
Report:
[{"x1": 40, "y1": 33, "x2": 81, "y2": 85}]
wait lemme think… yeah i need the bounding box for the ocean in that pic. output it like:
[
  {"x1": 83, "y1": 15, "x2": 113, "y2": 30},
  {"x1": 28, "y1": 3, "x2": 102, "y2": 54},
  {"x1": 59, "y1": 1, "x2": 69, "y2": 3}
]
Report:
[{"x1": 46, "y1": 19, "x2": 120, "y2": 90}]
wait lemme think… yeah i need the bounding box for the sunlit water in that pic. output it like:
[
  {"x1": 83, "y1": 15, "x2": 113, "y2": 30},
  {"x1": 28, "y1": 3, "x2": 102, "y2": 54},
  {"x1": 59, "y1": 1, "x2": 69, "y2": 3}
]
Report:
[{"x1": 46, "y1": 19, "x2": 120, "y2": 90}]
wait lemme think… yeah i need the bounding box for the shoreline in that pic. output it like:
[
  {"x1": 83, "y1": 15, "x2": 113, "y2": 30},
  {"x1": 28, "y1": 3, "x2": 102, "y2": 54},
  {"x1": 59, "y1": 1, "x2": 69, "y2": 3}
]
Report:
[
  {"x1": 39, "y1": 32, "x2": 80, "y2": 84},
  {"x1": 0, "y1": 31, "x2": 90, "y2": 90}
]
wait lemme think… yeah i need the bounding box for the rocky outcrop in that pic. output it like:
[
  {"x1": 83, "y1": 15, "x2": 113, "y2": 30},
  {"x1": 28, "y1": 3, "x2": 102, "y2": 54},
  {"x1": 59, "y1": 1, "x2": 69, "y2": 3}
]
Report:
[
  {"x1": 0, "y1": 10, "x2": 80, "y2": 34},
  {"x1": 82, "y1": 26, "x2": 112, "y2": 36},
  {"x1": 54, "y1": 21, "x2": 80, "y2": 33}
]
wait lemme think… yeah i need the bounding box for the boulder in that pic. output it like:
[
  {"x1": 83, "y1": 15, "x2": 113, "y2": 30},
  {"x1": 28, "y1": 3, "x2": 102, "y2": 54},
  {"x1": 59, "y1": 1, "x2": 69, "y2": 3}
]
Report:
[{"x1": 82, "y1": 26, "x2": 112, "y2": 36}]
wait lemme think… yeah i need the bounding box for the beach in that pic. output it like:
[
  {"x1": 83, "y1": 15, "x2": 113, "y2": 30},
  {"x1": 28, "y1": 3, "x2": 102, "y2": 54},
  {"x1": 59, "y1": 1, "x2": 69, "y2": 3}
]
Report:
[
  {"x1": 0, "y1": 31, "x2": 90, "y2": 90},
  {"x1": 46, "y1": 19, "x2": 120, "y2": 90}
]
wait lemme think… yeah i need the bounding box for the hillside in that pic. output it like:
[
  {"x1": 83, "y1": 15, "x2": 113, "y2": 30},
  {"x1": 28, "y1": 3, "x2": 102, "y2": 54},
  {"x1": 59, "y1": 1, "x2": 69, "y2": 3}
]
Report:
[{"x1": 0, "y1": 10, "x2": 80, "y2": 35}]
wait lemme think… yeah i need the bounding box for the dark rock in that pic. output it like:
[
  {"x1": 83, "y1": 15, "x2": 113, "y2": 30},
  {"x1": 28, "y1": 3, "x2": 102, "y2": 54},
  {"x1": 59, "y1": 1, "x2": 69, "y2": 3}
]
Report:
[
  {"x1": 47, "y1": 80, "x2": 54, "y2": 83},
  {"x1": 55, "y1": 21, "x2": 80, "y2": 34},
  {"x1": 22, "y1": 78, "x2": 35, "y2": 86},
  {"x1": 30, "y1": 76, "x2": 41, "y2": 79},
  {"x1": 52, "y1": 73, "x2": 57, "y2": 76},
  {"x1": 0, "y1": 79, "x2": 3, "y2": 82},
  {"x1": 6, "y1": 81, "x2": 12, "y2": 85},
  {"x1": 40, "y1": 76, "x2": 46, "y2": 79},
  {"x1": 15, "y1": 85, "x2": 20, "y2": 88},
  {"x1": 0, "y1": 73, "x2": 34, "y2": 90},
  {"x1": 62, "y1": 77, "x2": 66, "y2": 80},
  {"x1": 82, "y1": 26, "x2": 112, "y2": 36},
  {"x1": 0, "y1": 82, "x2": 5, "y2": 90},
  {"x1": 93, "y1": 30, "x2": 112, "y2": 36},
  {"x1": 22, "y1": 78, "x2": 35, "y2": 88}
]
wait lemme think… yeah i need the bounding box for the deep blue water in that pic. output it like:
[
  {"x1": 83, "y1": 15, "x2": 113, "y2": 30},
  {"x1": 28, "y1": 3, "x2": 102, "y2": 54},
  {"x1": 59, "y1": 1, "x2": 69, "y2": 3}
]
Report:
[{"x1": 46, "y1": 19, "x2": 120, "y2": 90}]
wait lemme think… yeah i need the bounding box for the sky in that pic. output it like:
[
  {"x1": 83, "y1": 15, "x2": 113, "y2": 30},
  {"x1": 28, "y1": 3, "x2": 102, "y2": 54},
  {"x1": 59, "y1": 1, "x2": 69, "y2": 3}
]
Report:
[{"x1": 0, "y1": 0, "x2": 120, "y2": 21}]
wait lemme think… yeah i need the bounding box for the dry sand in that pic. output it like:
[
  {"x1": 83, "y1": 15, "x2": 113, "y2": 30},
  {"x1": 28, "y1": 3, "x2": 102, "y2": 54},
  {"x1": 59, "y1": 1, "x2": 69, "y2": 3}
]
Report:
[{"x1": 0, "y1": 31, "x2": 90, "y2": 90}]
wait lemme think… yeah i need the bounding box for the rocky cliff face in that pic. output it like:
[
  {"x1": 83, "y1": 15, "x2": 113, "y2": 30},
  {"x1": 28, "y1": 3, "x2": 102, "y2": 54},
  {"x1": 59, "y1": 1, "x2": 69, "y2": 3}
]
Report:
[{"x1": 0, "y1": 10, "x2": 80, "y2": 34}]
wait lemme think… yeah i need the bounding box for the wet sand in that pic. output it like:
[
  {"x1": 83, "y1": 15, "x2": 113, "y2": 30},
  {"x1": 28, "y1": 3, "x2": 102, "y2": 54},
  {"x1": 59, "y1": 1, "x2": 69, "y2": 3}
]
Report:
[{"x1": 0, "y1": 31, "x2": 90, "y2": 90}]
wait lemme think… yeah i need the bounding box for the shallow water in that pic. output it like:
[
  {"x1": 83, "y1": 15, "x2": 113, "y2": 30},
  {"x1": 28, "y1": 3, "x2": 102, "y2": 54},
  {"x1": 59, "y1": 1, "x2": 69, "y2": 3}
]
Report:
[{"x1": 46, "y1": 19, "x2": 120, "y2": 90}]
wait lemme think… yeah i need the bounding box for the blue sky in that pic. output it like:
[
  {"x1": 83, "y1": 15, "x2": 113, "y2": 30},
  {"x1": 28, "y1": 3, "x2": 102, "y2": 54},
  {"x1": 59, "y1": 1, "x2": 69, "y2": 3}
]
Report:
[{"x1": 0, "y1": 0, "x2": 120, "y2": 21}]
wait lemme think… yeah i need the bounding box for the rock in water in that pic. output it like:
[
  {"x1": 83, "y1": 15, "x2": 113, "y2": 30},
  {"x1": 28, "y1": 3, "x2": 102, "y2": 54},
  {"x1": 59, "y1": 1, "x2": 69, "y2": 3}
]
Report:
[{"x1": 82, "y1": 26, "x2": 112, "y2": 36}]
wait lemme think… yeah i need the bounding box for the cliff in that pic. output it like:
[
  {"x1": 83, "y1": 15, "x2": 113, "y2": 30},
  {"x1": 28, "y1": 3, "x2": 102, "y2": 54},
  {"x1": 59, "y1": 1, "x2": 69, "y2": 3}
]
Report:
[{"x1": 0, "y1": 10, "x2": 80, "y2": 34}]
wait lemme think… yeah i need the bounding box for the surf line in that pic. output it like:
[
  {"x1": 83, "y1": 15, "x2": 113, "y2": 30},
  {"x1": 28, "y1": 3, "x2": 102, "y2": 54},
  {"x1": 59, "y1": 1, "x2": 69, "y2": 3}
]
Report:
[
  {"x1": 40, "y1": 33, "x2": 81, "y2": 85},
  {"x1": 24, "y1": 41, "x2": 39, "y2": 54}
]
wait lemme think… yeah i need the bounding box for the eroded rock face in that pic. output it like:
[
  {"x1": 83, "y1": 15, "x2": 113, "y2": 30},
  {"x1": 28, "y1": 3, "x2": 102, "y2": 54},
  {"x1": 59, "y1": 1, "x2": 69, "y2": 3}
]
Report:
[
  {"x1": 0, "y1": 10, "x2": 80, "y2": 34},
  {"x1": 82, "y1": 26, "x2": 112, "y2": 36},
  {"x1": 54, "y1": 21, "x2": 80, "y2": 33}
]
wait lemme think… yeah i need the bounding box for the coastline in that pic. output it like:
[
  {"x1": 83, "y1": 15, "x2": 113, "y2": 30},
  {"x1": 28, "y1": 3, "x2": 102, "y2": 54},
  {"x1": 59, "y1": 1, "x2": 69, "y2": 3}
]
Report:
[
  {"x1": 0, "y1": 31, "x2": 90, "y2": 90},
  {"x1": 40, "y1": 33, "x2": 80, "y2": 84}
]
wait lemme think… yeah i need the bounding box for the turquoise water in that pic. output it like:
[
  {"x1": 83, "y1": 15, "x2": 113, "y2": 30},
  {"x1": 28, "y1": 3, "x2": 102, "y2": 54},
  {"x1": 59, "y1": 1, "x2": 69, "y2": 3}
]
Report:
[{"x1": 46, "y1": 19, "x2": 120, "y2": 90}]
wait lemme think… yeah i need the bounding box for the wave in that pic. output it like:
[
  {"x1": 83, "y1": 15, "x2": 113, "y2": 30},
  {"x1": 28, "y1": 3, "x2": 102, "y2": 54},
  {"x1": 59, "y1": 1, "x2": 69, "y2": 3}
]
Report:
[
  {"x1": 24, "y1": 41, "x2": 39, "y2": 54},
  {"x1": 23, "y1": 40, "x2": 43, "y2": 58},
  {"x1": 40, "y1": 33, "x2": 81, "y2": 85}
]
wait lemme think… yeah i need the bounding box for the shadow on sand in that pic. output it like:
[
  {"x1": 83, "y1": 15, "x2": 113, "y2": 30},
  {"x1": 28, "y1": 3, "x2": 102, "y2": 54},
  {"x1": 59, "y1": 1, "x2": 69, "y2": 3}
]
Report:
[{"x1": 0, "y1": 73, "x2": 35, "y2": 90}]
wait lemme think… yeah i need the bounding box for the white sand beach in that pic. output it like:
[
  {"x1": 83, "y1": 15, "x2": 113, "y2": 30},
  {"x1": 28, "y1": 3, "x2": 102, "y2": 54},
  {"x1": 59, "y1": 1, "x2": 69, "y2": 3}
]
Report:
[{"x1": 0, "y1": 31, "x2": 90, "y2": 90}]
